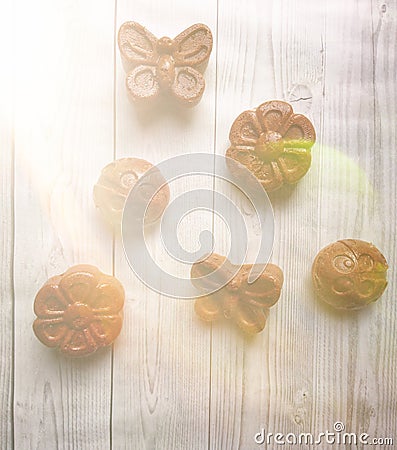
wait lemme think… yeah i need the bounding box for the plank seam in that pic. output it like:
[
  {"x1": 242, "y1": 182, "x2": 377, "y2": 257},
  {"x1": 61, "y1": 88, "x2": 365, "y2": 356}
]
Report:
[
  {"x1": 11, "y1": 121, "x2": 16, "y2": 450},
  {"x1": 10, "y1": 6, "x2": 16, "y2": 443},
  {"x1": 209, "y1": 0, "x2": 221, "y2": 447},
  {"x1": 312, "y1": 0, "x2": 328, "y2": 435},
  {"x1": 110, "y1": 0, "x2": 118, "y2": 448}
]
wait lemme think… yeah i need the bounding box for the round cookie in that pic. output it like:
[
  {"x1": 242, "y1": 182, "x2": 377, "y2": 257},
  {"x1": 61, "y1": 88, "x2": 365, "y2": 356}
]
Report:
[
  {"x1": 93, "y1": 158, "x2": 169, "y2": 228},
  {"x1": 312, "y1": 239, "x2": 388, "y2": 310}
]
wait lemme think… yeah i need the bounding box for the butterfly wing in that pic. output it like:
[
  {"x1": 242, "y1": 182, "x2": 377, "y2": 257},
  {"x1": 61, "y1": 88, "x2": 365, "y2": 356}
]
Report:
[
  {"x1": 171, "y1": 67, "x2": 205, "y2": 106},
  {"x1": 191, "y1": 253, "x2": 235, "y2": 295},
  {"x1": 238, "y1": 263, "x2": 284, "y2": 308},
  {"x1": 118, "y1": 21, "x2": 158, "y2": 71},
  {"x1": 125, "y1": 65, "x2": 160, "y2": 102},
  {"x1": 232, "y1": 303, "x2": 269, "y2": 334},
  {"x1": 194, "y1": 295, "x2": 222, "y2": 322},
  {"x1": 173, "y1": 24, "x2": 213, "y2": 68}
]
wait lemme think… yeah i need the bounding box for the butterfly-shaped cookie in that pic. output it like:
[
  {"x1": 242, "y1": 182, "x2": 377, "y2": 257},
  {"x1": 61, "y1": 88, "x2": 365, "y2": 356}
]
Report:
[
  {"x1": 118, "y1": 22, "x2": 213, "y2": 106},
  {"x1": 191, "y1": 253, "x2": 283, "y2": 334}
]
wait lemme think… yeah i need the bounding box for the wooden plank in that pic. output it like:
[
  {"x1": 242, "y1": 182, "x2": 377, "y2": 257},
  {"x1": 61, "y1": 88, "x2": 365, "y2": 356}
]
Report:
[
  {"x1": 268, "y1": 0, "x2": 328, "y2": 444},
  {"x1": 13, "y1": 1, "x2": 115, "y2": 448},
  {"x1": 211, "y1": 0, "x2": 327, "y2": 448},
  {"x1": 5, "y1": 0, "x2": 395, "y2": 448},
  {"x1": 210, "y1": 0, "x2": 396, "y2": 448},
  {"x1": 371, "y1": 0, "x2": 397, "y2": 438},
  {"x1": 210, "y1": 1, "x2": 279, "y2": 448},
  {"x1": 0, "y1": 0, "x2": 14, "y2": 447},
  {"x1": 310, "y1": 1, "x2": 393, "y2": 444},
  {"x1": 111, "y1": 1, "x2": 217, "y2": 448}
]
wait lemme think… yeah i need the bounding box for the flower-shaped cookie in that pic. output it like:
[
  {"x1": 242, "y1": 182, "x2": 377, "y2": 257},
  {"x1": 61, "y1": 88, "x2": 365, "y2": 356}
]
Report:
[
  {"x1": 191, "y1": 253, "x2": 283, "y2": 334},
  {"x1": 226, "y1": 100, "x2": 316, "y2": 192},
  {"x1": 33, "y1": 265, "x2": 124, "y2": 357}
]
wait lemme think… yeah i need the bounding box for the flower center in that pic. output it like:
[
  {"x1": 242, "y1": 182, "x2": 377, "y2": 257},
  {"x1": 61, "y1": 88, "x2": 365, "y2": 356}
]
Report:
[
  {"x1": 63, "y1": 303, "x2": 94, "y2": 330},
  {"x1": 255, "y1": 131, "x2": 284, "y2": 162}
]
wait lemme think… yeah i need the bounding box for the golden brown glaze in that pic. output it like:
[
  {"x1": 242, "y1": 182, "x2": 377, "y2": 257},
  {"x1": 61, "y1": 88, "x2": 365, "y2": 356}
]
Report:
[
  {"x1": 226, "y1": 100, "x2": 316, "y2": 192},
  {"x1": 312, "y1": 239, "x2": 388, "y2": 310},
  {"x1": 118, "y1": 22, "x2": 213, "y2": 106},
  {"x1": 191, "y1": 253, "x2": 283, "y2": 334},
  {"x1": 93, "y1": 157, "x2": 170, "y2": 228},
  {"x1": 33, "y1": 265, "x2": 125, "y2": 357}
]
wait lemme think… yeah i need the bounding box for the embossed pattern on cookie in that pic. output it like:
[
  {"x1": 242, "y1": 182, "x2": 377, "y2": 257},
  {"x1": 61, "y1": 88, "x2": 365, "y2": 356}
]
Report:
[
  {"x1": 312, "y1": 239, "x2": 388, "y2": 310},
  {"x1": 226, "y1": 100, "x2": 316, "y2": 192},
  {"x1": 33, "y1": 265, "x2": 125, "y2": 357},
  {"x1": 118, "y1": 22, "x2": 213, "y2": 106},
  {"x1": 191, "y1": 253, "x2": 283, "y2": 334},
  {"x1": 93, "y1": 157, "x2": 170, "y2": 228}
]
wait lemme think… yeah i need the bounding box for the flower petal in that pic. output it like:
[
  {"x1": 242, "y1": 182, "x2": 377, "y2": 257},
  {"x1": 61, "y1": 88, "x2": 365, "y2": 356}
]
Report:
[
  {"x1": 281, "y1": 113, "x2": 316, "y2": 145},
  {"x1": 254, "y1": 161, "x2": 284, "y2": 192},
  {"x1": 226, "y1": 146, "x2": 271, "y2": 192},
  {"x1": 89, "y1": 315, "x2": 123, "y2": 346},
  {"x1": 34, "y1": 278, "x2": 69, "y2": 318},
  {"x1": 229, "y1": 110, "x2": 263, "y2": 146},
  {"x1": 226, "y1": 145, "x2": 258, "y2": 166},
  {"x1": 59, "y1": 265, "x2": 100, "y2": 305},
  {"x1": 87, "y1": 276, "x2": 125, "y2": 314},
  {"x1": 232, "y1": 303, "x2": 269, "y2": 334},
  {"x1": 59, "y1": 329, "x2": 98, "y2": 357},
  {"x1": 33, "y1": 318, "x2": 68, "y2": 347},
  {"x1": 256, "y1": 101, "x2": 293, "y2": 133},
  {"x1": 194, "y1": 295, "x2": 222, "y2": 322},
  {"x1": 277, "y1": 148, "x2": 312, "y2": 184}
]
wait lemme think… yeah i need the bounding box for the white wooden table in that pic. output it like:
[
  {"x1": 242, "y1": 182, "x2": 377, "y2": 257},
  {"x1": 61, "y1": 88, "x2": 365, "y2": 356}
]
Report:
[{"x1": 1, "y1": 0, "x2": 396, "y2": 448}]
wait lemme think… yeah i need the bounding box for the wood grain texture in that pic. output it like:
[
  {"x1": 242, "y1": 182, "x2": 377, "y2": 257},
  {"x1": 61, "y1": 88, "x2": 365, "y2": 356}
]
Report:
[
  {"x1": 371, "y1": 0, "x2": 397, "y2": 438},
  {"x1": 211, "y1": 1, "x2": 276, "y2": 448},
  {"x1": 1, "y1": 0, "x2": 396, "y2": 448},
  {"x1": 212, "y1": 0, "x2": 326, "y2": 448},
  {"x1": 111, "y1": 1, "x2": 217, "y2": 449},
  {"x1": 0, "y1": 1, "x2": 14, "y2": 447},
  {"x1": 212, "y1": 0, "x2": 397, "y2": 449},
  {"x1": 13, "y1": 1, "x2": 115, "y2": 448},
  {"x1": 312, "y1": 2, "x2": 393, "y2": 447}
]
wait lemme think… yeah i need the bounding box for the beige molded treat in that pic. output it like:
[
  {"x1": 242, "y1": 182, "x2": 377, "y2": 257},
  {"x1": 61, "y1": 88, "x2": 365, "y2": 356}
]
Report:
[
  {"x1": 118, "y1": 22, "x2": 213, "y2": 106},
  {"x1": 312, "y1": 239, "x2": 388, "y2": 310},
  {"x1": 33, "y1": 265, "x2": 125, "y2": 357},
  {"x1": 93, "y1": 158, "x2": 170, "y2": 228},
  {"x1": 191, "y1": 253, "x2": 284, "y2": 334},
  {"x1": 226, "y1": 100, "x2": 316, "y2": 192}
]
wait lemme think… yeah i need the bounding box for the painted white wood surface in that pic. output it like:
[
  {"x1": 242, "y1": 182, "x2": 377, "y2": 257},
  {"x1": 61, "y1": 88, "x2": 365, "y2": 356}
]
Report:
[
  {"x1": 112, "y1": 1, "x2": 216, "y2": 449},
  {"x1": 0, "y1": 1, "x2": 14, "y2": 447},
  {"x1": 0, "y1": 0, "x2": 395, "y2": 449},
  {"x1": 12, "y1": 1, "x2": 115, "y2": 449}
]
